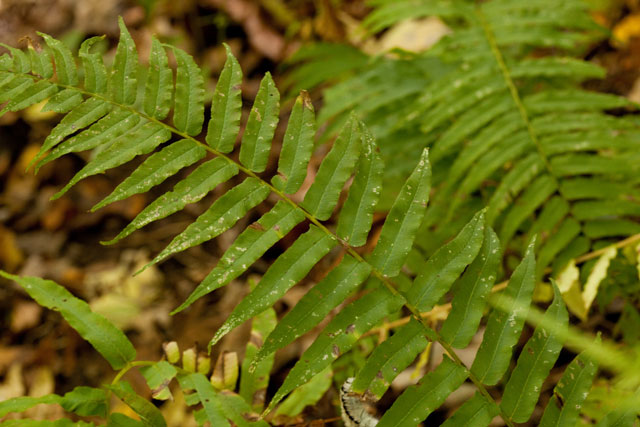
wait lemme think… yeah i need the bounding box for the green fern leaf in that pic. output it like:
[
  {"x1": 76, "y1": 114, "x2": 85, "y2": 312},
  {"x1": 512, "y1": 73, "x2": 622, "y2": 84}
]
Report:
[
  {"x1": 377, "y1": 356, "x2": 468, "y2": 426},
  {"x1": 53, "y1": 121, "x2": 171, "y2": 199},
  {"x1": 539, "y1": 345, "x2": 599, "y2": 427},
  {"x1": 209, "y1": 226, "x2": 337, "y2": 348},
  {"x1": 0, "y1": 271, "x2": 135, "y2": 370},
  {"x1": 500, "y1": 283, "x2": 568, "y2": 422},
  {"x1": 440, "y1": 393, "x2": 499, "y2": 427},
  {"x1": 143, "y1": 38, "x2": 172, "y2": 120},
  {"x1": 471, "y1": 238, "x2": 536, "y2": 385},
  {"x1": 268, "y1": 286, "x2": 404, "y2": 412},
  {"x1": 91, "y1": 139, "x2": 205, "y2": 211},
  {"x1": 407, "y1": 209, "x2": 486, "y2": 311},
  {"x1": 255, "y1": 254, "x2": 372, "y2": 364},
  {"x1": 177, "y1": 373, "x2": 229, "y2": 427},
  {"x1": 109, "y1": 381, "x2": 166, "y2": 427},
  {"x1": 109, "y1": 17, "x2": 137, "y2": 105},
  {"x1": 169, "y1": 45, "x2": 205, "y2": 136},
  {"x1": 336, "y1": 126, "x2": 383, "y2": 246},
  {"x1": 37, "y1": 109, "x2": 141, "y2": 172},
  {"x1": 206, "y1": 44, "x2": 242, "y2": 152},
  {"x1": 370, "y1": 148, "x2": 430, "y2": 277},
  {"x1": 351, "y1": 318, "x2": 428, "y2": 398},
  {"x1": 41, "y1": 88, "x2": 83, "y2": 114},
  {"x1": 239, "y1": 72, "x2": 280, "y2": 172},
  {"x1": 272, "y1": 91, "x2": 316, "y2": 194},
  {"x1": 301, "y1": 115, "x2": 361, "y2": 220},
  {"x1": 103, "y1": 157, "x2": 238, "y2": 245},
  {"x1": 440, "y1": 226, "x2": 501, "y2": 348},
  {"x1": 146, "y1": 177, "x2": 270, "y2": 267},
  {"x1": 0, "y1": 79, "x2": 57, "y2": 116},
  {"x1": 38, "y1": 32, "x2": 78, "y2": 85},
  {"x1": 274, "y1": 366, "x2": 332, "y2": 418},
  {"x1": 239, "y1": 300, "x2": 277, "y2": 412},
  {"x1": 173, "y1": 201, "x2": 305, "y2": 313},
  {"x1": 35, "y1": 97, "x2": 111, "y2": 162},
  {"x1": 79, "y1": 36, "x2": 107, "y2": 94},
  {"x1": 0, "y1": 395, "x2": 63, "y2": 418}
]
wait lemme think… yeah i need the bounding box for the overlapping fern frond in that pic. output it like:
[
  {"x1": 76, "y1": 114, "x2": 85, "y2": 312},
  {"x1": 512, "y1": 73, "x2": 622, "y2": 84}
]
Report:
[
  {"x1": 292, "y1": 0, "x2": 640, "y2": 274},
  {"x1": 0, "y1": 16, "x2": 636, "y2": 426}
]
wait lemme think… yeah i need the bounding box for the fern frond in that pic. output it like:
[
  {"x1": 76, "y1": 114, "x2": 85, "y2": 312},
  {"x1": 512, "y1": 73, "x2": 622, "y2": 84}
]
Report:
[{"x1": 2, "y1": 13, "x2": 634, "y2": 426}]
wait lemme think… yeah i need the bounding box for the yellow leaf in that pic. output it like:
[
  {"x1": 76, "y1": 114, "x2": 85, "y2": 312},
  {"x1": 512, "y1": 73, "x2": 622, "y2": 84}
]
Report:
[
  {"x1": 582, "y1": 246, "x2": 616, "y2": 310},
  {"x1": 556, "y1": 261, "x2": 588, "y2": 321}
]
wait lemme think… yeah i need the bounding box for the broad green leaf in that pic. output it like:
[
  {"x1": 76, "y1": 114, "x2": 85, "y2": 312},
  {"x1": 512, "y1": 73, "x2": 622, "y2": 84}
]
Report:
[
  {"x1": 169, "y1": 46, "x2": 205, "y2": 136},
  {"x1": 109, "y1": 17, "x2": 138, "y2": 105},
  {"x1": 501, "y1": 284, "x2": 568, "y2": 422},
  {"x1": 173, "y1": 201, "x2": 305, "y2": 313},
  {"x1": 377, "y1": 356, "x2": 468, "y2": 427},
  {"x1": 352, "y1": 318, "x2": 428, "y2": 398},
  {"x1": 407, "y1": 209, "x2": 485, "y2": 311},
  {"x1": 471, "y1": 239, "x2": 537, "y2": 385},
  {"x1": 274, "y1": 366, "x2": 332, "y2": 417},
  {"x1": 0, "y1": 271, "x2": 135, "y2": 369},
  {"x1": 41, "y1": 88, "x2": 83, "y2": 114},
  {"x1": 337, "y1": 126, "x2": 383, "y2": 246},
  {"x1": 104, "y1": 158, "x2": 238, "y2": 244},
  {"x1": 0, "y1": 395, "x2": 62, "y2": 418},
  {"x1": 38, "y1": 32, "x2": 78, "y2": 85},
  {"x1": 177, "y1": 373, "x2": 229, "y2": 427},
  {"x1": 38, "y1": 109, "x2": 141, "y2": 171},
  {"x1": 53, "y1": 121, "x2": 171, "y2": 199},
  {"x1": 273, "y1": 91, "x2": 316, "y2": 194},
  {"x1": 302, "y1": 115, "x2": 361, "y2": 220},
  {"x1": 206, "y1": 44, "x2": 242, "y2": 152},
  {"x1": 240, "y1": 297, "x2": 277, "y2": 411},
  {"x1": 539, "y1": 346, "x2": 599, "y2": 427},
  {"x1": 140, "y1": 361, "x2": 177, "y2": 400},
  {"x1": 147, "y1": 177, "x2": 270, "y2": 267},
  {"x1": 239, "y1": 72, "x2": 280, "y2": 172},
  {"x1": 370, "y1": 149, "x2": 431, "y2": 277},
  {"x1": 440, "y1": 227, "x2": 500, "y2": 348},
  {"x1": 256, "y1": 255, "x2": 371, "y2": 363},
  {"x1": 79, "y1": 36, "x2": 107, "y2": 94},
  {"x1": 109, "y1": 381, "x2": 166, "y2": 427},
  {"x1": 144, "y1": 38, "x2": 172, "y2": 120},
  {"x1": 92, "y1": 139, "x2": 206, "y2": 211},
  {"x1": 35, "y1": 97, "x2": 111, "y2": 160},
  {"x1": 440, "y1": 393, "x2": 499, "y2": 427},
  {"x1": 210, "y1": 226, "x2": 336, "y2": 347},
  {"x1": 60, "y1": 387, "x2": 108, "y2": 417},
  {"x1": 268, "y1": 286, "x2": 404, "y2": 411}
]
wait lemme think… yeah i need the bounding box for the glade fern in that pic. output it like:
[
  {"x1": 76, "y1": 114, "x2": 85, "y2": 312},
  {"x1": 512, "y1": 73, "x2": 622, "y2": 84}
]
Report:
[
  {"x1": 0, "y1": 9, "x2": 639, "y2": 427},
  {"x1": 290, "y1": 0, "x2": 640, "y2": 275}
]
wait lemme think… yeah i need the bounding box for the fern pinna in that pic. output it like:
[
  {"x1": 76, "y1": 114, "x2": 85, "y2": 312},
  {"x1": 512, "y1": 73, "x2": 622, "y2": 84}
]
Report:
[
  {"x1": 292, "y1": 0, "x2": 640, "y2": 279},
  {"x1": 0, "y1": 16, "x2": 633, "y2": 427}
]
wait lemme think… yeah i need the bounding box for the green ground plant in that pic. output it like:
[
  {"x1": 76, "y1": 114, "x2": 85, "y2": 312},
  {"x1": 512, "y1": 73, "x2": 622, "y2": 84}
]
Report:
[{"x1": 0, "y1": 2, "x2": 639, "y2": 425}]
